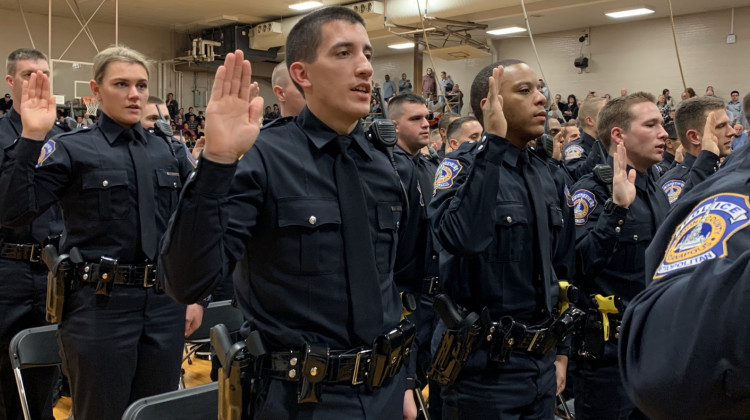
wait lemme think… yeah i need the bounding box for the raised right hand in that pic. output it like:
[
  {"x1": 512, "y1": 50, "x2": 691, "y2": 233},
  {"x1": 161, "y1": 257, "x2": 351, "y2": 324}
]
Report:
[
  {"x1": 482, "y1": 65, "x2": 506, "y2": 137},
  {"x1": 700, "y1": 110, "x2": 721, "y2": 156},
  {"x1": 612, "y1": 142, "x2": 636, "y2": 208},
  {"x1": 20, "y1": 71, "x2": 56, "y2": 141},
  {"x1": 203, "y1": 50, "x2": 264, "y2": 164}
]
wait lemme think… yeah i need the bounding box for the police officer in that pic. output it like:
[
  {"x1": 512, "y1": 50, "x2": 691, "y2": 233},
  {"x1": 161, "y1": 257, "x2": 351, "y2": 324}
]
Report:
[
  {"x1": 562, "y1": 97, "x2": 607, "y2": 181},
  {"x1": 655, "y1": 122, "x2": 678, "y2": 176},
  {"x1": 270, "y1": 61, "x2": 306, "y2": 118},
  {"x1": 428, "y1": 61, "x2": 575, "y2": 418},
  {"x1": 619, "y1": 116, "x2": 750, "y2": 419},
  {"x1": 569, "y1": 92, "x2": 670, "y2": 419},
  {"x1": 0, "y1": 46, "x2": 193, "y2": 420},
  {"x1": 388, "y1": 92, "x2": 440, "y2": 414},
  {"x1": 160, "y1": 7, "x2": 416, "y2": 418},
  {"x1": 0, "y1": 48, "x2": 63, "y2": 420},
  {"x1": 657, "y1": 96, "x2": 734, "y2": 204}
]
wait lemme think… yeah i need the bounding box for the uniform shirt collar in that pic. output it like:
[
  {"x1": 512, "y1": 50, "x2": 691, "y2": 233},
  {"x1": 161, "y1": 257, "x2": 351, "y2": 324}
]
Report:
[
  {"x1": 98, "y1": 113, "x2": 147, "y2": 145},
  {"x1": 580, "y1": 131, "x2": 596, "y2": 148},
  {"x1": 682, "y1": 152, "x2": 697, "y2": 168},
  {"x1": 7, "y1": 107, "x2": 22, "y2": 136},
  {"x1": 502, "y1": 138, "x2": 522, "y2": 167},
  {"x1": 634, "y1": 168, "x2": 648, "y2": 191},
  {"x1": 296, "y1": 106, "x2": 371, "y2": 160}
]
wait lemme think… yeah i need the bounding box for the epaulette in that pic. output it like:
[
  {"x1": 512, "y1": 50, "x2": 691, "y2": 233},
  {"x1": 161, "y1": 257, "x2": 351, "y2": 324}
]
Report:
[
  {"x1": 54, "y1": 125, "x2": 92, "y2": 138},
  {"x1": 260, "y1": 115, "x2": 294, "y2": 130}
]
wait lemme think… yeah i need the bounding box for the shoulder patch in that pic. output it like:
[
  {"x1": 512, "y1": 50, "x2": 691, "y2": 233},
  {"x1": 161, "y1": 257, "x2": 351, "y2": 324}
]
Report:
[
  {"x1": 36, "y1": 139, "x2": 56, "y2": 167},
  {"x1": 434, "y1": 158, "x2": 463, "y2": 190},
  {"x1": 564, "y1": 184, "x2": 573, "y2": 208},
  {"x1": 572, "y1": 189, "x2": 597, "y2": 225},
  {"x1": 662, "y1": 179, "x2": 685, "y2": 204},
  {"x1": 564, "y1": 144, "x2": 584, "y2": 162},
  {"x1": 654, "y1": 193, "x2": 750, "y2": 279}
]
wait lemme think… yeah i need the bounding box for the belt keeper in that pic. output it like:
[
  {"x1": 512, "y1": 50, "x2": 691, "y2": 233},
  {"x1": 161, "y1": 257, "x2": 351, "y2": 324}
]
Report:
[
  {"x1": 297, "y1": 343, "x2": 328, "y2": 404},
  {"x1": 94, "y1": 256, "x2": 118, "y2": 297}
]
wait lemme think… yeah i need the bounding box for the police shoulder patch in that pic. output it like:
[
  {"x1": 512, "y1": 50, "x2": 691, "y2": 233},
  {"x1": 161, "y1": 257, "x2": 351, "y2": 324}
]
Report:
[
  {"x1": 564, "y1": 184, "x2": 573, "y2": 208},
  {"x1": 661, "y1": 179, "x2": 685, "y2": 204},
  {"x1": 654, "y1": 193, "x2": 750, "y2": 279},
  {"x1": 36, "y1": 139, "x2": 56, "y2": 167},
  {"x1": 572, "y1": 189, "x2": 597, "y2": 225},
  {"x1": 434, "y1": 158, "x2": 463, "y2": 190},
  {"x1": 564, "y1": 144, "x2": 584, "y2": 162}
]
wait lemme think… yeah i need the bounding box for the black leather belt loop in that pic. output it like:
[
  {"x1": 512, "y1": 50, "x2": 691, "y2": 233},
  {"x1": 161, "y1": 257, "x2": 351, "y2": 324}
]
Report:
[
  {"x1": 70, "y1": 263, "x2": 158, "y2": 288},
  {"x1": 262, "y1": 348, "x2": 374, "y2": 386},
  {"x1": 0, "y1": 242, "x2": 42, "y2": 263},
  {"x1": 422, "y1": 276, "x2": 442, "y2": 296}
]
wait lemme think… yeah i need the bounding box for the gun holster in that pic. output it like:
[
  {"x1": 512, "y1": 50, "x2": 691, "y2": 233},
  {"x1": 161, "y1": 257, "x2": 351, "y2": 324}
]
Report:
[
  {"x1": 581, "y1": 307, "x2": 605, "y2": 359},
  {"x1": 367, "y1": 319, "x2": 415, "y2": 391},
  {"x1": 212, "y1": 324, "x2": 259, "y2": 420},
  {"x1": 297, "y1": 343, "x2": 329, "y2": 404},
  {"x1": 42, "y1": 245, "x2": 69, "y2": 323},
  {"x1": 428, "y1": 312, "x2": 482, "y2": 385},
  {"x1": 94, "y1": 256, "x2": 118, "y2": 297}
]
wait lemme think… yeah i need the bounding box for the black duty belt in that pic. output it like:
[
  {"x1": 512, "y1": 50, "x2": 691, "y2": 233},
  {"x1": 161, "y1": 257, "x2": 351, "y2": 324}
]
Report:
[
  {"x1": 0, "y1": 242, "x2": 42, "y2": 263},
  {"x1": 68, "y1": 262, "x2": 158, "y2": 288},
  {"x1": 263, "y1": 348, "x2": 375, "y2": 386}
]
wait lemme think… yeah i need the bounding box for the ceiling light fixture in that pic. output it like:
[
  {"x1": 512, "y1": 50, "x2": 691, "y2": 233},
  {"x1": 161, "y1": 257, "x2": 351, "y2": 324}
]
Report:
[
  {"x1": 486, "y1": 26, "x2": 527, "y2": 36},
  {"x1": 605, "y1": 7, "x2": 655, "y2": 18},
  {"x1": 388, "y1": 42, "x2": 415, "y2": 49},
  {"x1": 289, "y1": 1, "x2": 323, "y2": 11}
]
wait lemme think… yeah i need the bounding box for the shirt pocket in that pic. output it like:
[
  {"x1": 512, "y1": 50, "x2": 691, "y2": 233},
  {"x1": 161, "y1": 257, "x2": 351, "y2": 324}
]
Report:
[
  {"x1": 613, "y1": 222, "x2": 653, "y2": 273},
  {"x1": 80, "y1": 169, "x2": 130, "y2": 220},
  {"x1": 155, "y1": 169, "x2": 182, "y2": 216},
  {"x1": 548, "y1": 204, "x2": 565, "y2": 231},
  {"x1": 277, "y1": 197, "x2": 342, "y2": 275},
  {"x1": 375, "y1": 202, "x2": 402, "y2": 273},
  {"x1": 489, "y1": 201, "x2": 528, "y2": 263}
]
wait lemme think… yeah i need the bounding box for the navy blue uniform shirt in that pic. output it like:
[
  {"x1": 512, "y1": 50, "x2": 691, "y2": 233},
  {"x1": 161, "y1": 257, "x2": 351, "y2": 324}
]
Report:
[
  {"x1": 428, "y1": 134, "x2": 574, "y2": 322},
  {"x1": 620, "y1": 145, "x2": 750, "y2": 419},
  {"x1": 657, "y1": 151, "x2": 719, "y2": 204},
  {"x1": 0, "y1": 107, "x2": 64, "y2": 244},
  {"x1": 571, "y1": 161, "x2": 670, "y2": 305},
  {"x1": 562, "y1": 132, "x2": 605, "y2": 181},
  {"x1": 160, "y1": 107, "x2": 404, "y2": 350},
  {"x1": 0, "y1": 113, "x2": 193, "y2": 263}
]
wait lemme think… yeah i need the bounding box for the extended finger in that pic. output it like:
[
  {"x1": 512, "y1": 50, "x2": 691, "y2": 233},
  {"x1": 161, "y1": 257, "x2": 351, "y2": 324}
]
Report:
[
  {"x1": 703, "y1": 111, "x2": 716, "y2": 137},
  {"x1": 211, "y1": 65, "x2": 226, "y2": 101},
  {"x1": 229, "y1": 50, "x2": 245, "y2": 96},
  {"x1": 238, "y1": 61, "x2": 252, "y2": 101},
  {"x1": 222, "y1": 52, "x2": 237, "y2": 97}
]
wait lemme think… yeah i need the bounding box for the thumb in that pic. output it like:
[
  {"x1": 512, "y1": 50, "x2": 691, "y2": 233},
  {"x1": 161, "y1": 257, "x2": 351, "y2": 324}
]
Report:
[{"x1": 627, "y1": 168, "x2": 636, "y2": 184}]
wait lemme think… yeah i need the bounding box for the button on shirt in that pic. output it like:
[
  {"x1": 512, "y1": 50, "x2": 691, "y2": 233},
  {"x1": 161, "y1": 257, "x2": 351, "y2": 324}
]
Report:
[
  {"x1": 571, "y1": 163, "x2": 670, "y2": 305},
  {"x1": 160, "y1": 107, "x2": 404, "y2": 350},
  {"x1": 0, "y1": 113, "x2": 193, "y2": 263},
  {"x1": 0, "y1": 107, "x2": 64, "y2": 244},
  {"x1": 428, "y1": 135, "x2": 574, "y2": 322}
]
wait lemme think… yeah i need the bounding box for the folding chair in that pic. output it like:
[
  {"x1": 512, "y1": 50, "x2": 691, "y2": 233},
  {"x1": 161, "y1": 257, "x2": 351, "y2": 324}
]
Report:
[
  {"x1": 121, "y1": 382, "x2": 218, "y2": 420},
  {"x1": 8, "y1": 324, "x2": 61, "y2": 420},
  {"x1": 181, "y1": 300, "x2": 245, "y2": 388}
]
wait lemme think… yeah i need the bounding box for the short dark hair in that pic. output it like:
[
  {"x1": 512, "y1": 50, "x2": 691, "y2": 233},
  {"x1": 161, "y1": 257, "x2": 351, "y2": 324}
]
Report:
[
  {"x1": 446, "y1": 116, "x2": 479, "y2": 140},
  {"x1": 674, "y1": 96, "x2": 726, "y2": 147},
  {"x1": 438, "y1": 112, "x2": 459, "y2": 132},
  {"x1": 286, "y1": 6, "x2": 365, "y2": 94},
  {"x1": 6, "y1": 48, "x2": 48, "y2": 76},
  {"x1": 470, "y1": 59, "x2": 524, "y2": 126},
  {"x1": 731, "y1": 90, "x2": 740, "y2": 96},
  {"x1": 387, "y1": 93, "x2": 426, "y2": 120},
  {"x1": 147, "y1": 95, "x2": 164, "y2": 105},
  {"x1": 597, "y1": 91, "x2": 655, "y2": 148}
]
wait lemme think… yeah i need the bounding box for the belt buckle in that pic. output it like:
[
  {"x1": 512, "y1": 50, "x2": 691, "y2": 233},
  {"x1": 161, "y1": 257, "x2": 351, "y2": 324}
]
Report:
[
  {"x1": 351, "y1": 349, "x2": 369, "y2": 386},
  {"x1": 143, "y1": 264, "x2": 155, "y2": 288},
  {"x1": 28, "y1": 244, "x2": 39, "y2": 263}
]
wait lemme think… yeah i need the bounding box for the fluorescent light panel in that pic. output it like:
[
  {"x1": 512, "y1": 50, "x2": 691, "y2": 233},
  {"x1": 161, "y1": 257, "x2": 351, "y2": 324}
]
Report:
[
  {"x1": 606, "y1": 8, "x2": 654, "y2": 18},
  {"x1": 289, "y1": 1, "x2": 323, "y2": 11},
  {"x1": 486, "y1": 26, "x2": 527, "y2": 36},
  {"x1": 388, "y1": 42, "x2": 415, "y2": 49}
]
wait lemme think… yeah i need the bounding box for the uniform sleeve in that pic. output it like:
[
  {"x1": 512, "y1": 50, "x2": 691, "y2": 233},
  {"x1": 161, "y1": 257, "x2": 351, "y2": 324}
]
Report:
[
  {"x1": 681, "y1": 150, "x2": 719, "y2": 196},
  {"x1": 564, "y1": 142, "x2": 605, "y2": 181},
  {"x1": 159, "y1": 147, "x2": 266, "y2": 304},
  {"x1": 0, "y1": 137, "x2": 72, "y2": 227},
  {"x1": 427, "y1": 134, "x2": 508, "y2": 256},
  {"x1": 571, "y1": 183, "x2": 628, "y2": 287},
  {"x1": 619, "y1": 243, "x2": 750, "y2": 419}
]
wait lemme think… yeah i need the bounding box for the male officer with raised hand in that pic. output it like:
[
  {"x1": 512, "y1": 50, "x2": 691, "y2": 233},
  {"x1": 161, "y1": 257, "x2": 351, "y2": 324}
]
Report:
[
  {"x1": 160, "y1": 7, "x2": 416, "y2": 418},
  {"x1": 428, "y1": 61, "x2": 575, "y2": 418}
]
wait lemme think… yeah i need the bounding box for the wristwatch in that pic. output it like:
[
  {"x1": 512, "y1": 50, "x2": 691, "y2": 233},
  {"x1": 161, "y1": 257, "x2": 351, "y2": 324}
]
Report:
[{"x1": 603, "y1": 198, "x2": 628, "y2": 214}]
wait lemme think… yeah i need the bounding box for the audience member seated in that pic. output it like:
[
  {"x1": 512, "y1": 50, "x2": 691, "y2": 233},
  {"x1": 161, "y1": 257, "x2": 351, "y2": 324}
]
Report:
[{"x1": 563, "y1": 94, "x2": 579, "y2": 121}]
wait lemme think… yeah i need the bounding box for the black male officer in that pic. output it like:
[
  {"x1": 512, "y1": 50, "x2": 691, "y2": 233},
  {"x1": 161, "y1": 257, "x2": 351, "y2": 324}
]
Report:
[
  {"x1": 619, "y1": 122, "x2": 750, "y2": 420},
  {"x1": 428, "y1": 60, "x2": 575, "y2": 418},
  {"x1": 569, "y1": 92, "x2": 670, "y2": 419},
  {"x1": 160, "y1": 7, "x2": 417, "y2": 419},
  {"x1": 0, "y1": 48, "x2": 63, "y2": 420}
]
